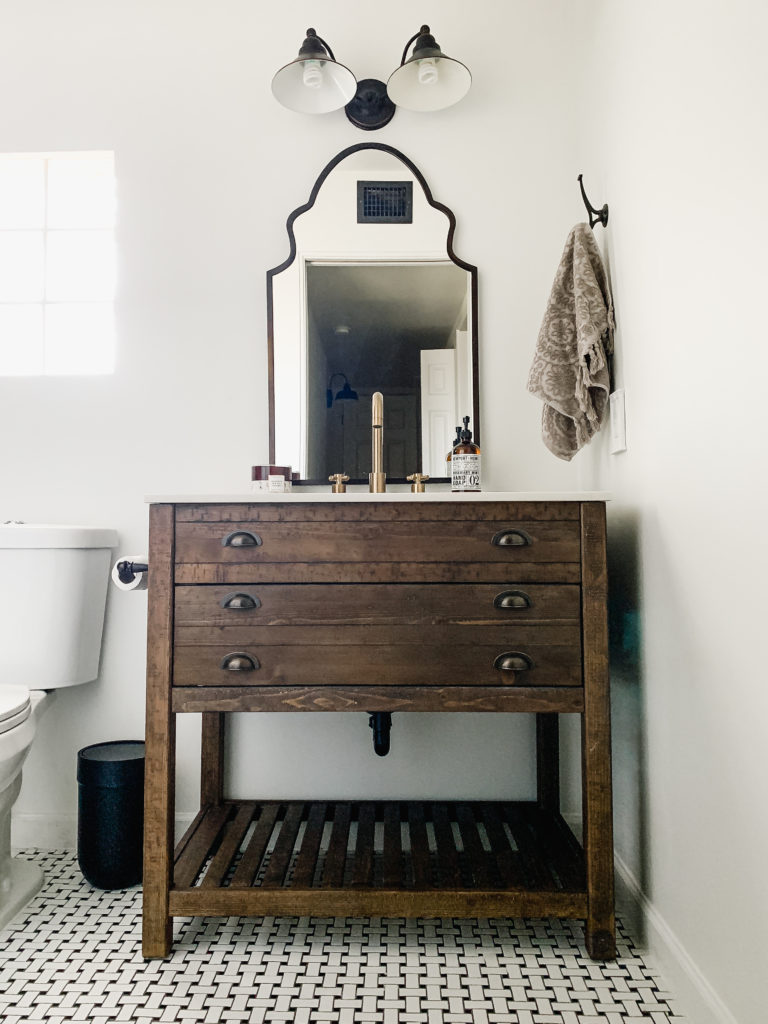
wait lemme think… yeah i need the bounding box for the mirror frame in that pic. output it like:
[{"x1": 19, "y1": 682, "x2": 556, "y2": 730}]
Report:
[{"x1": 266, "y1": 142, "x2": 479, "y2": 479}]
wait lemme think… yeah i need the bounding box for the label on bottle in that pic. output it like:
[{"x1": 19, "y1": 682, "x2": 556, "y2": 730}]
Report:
[
  {"x1": 251, "y1": 476, "x2": 292, "y2": 493},
  {"x1": 451, "y1": 453, "x2": 481, "y2": 491}
]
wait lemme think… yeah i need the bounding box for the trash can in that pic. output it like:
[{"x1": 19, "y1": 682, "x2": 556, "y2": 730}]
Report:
[{"x1": 77, "y1": 740, "x2": 145, "y2": 890}]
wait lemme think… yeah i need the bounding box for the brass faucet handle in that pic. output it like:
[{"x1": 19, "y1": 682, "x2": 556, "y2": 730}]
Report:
[
  {"x1": 329, "y1": 473, "x2": 350, "y2": 493},
  {"x1": 407, "y1": 473, "x2": 430, "y2": 493}
]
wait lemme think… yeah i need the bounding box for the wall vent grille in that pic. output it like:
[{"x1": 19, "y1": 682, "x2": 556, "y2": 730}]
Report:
[{"x1": 357, "y1": 181, "x2": 413, "y2": 223}]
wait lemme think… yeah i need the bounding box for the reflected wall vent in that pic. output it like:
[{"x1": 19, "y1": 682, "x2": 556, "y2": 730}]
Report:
[{"x1": 357, "y1": 180, "x2": 413, "y2": 223}]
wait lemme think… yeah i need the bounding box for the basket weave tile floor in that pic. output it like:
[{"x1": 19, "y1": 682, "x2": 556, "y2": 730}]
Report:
[{"x1": 0, "y1": 850, "x2": 684, "y2": 1023}]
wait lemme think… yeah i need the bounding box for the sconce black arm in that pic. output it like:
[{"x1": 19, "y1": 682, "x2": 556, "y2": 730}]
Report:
[
  {"x1": 399, "y1": 26, "x2": 428, "y2": 65},
  {"x1": 578, "y1": 174, "x2": 609, "y2": 228}
]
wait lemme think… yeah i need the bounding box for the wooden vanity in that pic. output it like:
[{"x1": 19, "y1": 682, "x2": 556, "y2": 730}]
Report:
[{"x1": 142, "y1": 494, "x2": 614, "y2": 960}]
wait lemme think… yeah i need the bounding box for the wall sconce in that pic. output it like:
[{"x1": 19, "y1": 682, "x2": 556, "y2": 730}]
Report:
[
  {"x1": 387, "y1": 26, "x2": 472, "y2": 113},
  {"x1": 326, "y1": 373, "x2": 359, "y2": 408},
  {"x1": 271, "y1": 28, "x2": 357, "y2": 115},
  {"x1": 271, "y1": 26, "x2": 471, "y2": 131}
]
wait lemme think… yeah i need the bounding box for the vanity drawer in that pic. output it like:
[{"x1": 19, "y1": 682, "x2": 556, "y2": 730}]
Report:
[
  {"x1": 173, "y1": 519, "x2": 581, "y2": 583},
  {"x1": 174, "y1": 583, "x2": 581, "y2": 627},
  {"x1": 173, "y1": 641, "x2": 582, "y2": 688}
]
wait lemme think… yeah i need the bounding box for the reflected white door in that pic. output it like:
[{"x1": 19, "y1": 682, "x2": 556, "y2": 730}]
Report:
[
  {"x1": 420, "y1": 349, "x2": 456, "y2": 476},
  {"x1": 342, "y1": 392, "x2": 419, "y2": 478}
]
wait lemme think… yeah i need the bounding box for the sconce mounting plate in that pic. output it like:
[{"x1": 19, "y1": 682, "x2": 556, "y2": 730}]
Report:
[{"x1": 345, "y1": 79, "x2": 395, "y2": 131}]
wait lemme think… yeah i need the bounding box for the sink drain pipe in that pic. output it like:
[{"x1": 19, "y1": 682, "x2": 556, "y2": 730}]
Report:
[{"x1": 368, "y1": 712, "x2": 392, "y2": 756}]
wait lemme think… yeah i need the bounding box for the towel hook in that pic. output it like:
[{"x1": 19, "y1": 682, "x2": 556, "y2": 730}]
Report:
[{"x1": 578, "y1": 174, "x2": 609, "y2": 228}]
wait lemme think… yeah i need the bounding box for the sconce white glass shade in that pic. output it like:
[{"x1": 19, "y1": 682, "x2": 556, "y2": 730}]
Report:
[
  {"x1": 272, "y1": 57, "x2": 357, "y2": 114},
  {"x1": 387, "y1": 26, "x2": 471, "y2": 112}
]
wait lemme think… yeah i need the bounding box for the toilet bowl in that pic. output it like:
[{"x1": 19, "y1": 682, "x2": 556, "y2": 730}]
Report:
[
  {"x1": 0, "y1": 524, "x2": 117, "y2": 929},
  {"x1": 0, "y1": 689, "x2": 50, "y2": 928}
]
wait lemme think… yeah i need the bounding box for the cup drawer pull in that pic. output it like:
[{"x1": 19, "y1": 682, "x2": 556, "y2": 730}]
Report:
[
  {"x1": 491, "y1": 529, "x2": 532, "y2": 547},
  {"x1": 494, "y1": 652, "x2": 534, "y2": 673},
  {"x1": 222, "y1": 530, "x2": 262, "y2": 548},
  {"x1": 220, "y1": 592, "x2": 261, "y2": 611},
  {"x1": 493, "y1": 590, "x2": 532, "y2": 610},
  {"x1": 220, "y1": 652, "x2": 259, "y2": 672}
]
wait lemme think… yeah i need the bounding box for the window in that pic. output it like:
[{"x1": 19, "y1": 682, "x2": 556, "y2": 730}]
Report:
[{"x1": 0, "y1": 151, "x2": 116, "y2": 375}]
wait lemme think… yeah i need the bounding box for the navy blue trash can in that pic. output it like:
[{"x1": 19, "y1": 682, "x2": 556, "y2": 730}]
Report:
[{"x1": 77, "y1": 740, "x2": 145, "y2": 890}]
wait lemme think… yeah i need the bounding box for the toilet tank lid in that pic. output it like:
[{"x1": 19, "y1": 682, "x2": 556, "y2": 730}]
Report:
[{"x1": 0, "y1": 524, "x2": 118, "y2": 549}]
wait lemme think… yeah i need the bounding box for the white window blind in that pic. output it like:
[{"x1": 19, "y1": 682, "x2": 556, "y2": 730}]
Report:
[{"x1": 0, "y1": 151, "x2": 116, "y2": 375}]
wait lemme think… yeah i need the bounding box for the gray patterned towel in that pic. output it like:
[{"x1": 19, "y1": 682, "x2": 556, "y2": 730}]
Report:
[{"x1": 527, "y1": 223, "x2": 615, "y2": 460}]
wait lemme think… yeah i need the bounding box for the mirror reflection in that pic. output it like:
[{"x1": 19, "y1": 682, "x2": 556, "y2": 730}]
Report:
[{"x1": 268, "y1": 144, "x2": 478, "y2": 482}]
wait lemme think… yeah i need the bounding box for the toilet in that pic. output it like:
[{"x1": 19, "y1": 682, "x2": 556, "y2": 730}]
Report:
[{"x1": 0, "y1": 523, "x2": 118, "y2": 929}]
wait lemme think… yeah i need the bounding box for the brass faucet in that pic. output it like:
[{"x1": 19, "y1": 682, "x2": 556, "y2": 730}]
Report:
[{"x1": 369, "y1": 392, "x2": 386, "y2": 493}]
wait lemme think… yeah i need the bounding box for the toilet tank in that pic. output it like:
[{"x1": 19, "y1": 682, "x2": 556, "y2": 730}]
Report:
[{"x1": 0, "y1": 524, "x2": 119, "y2": 689}]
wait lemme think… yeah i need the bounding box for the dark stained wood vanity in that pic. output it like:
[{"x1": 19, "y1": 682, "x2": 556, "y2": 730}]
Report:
[{"x1": 142, "y1": 495, "x2": 614, "y2": 960}]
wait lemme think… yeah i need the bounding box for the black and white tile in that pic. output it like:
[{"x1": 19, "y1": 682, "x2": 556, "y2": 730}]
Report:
[{"x1": 0, "y1": 851, "x2": 684, "y2": 1023}]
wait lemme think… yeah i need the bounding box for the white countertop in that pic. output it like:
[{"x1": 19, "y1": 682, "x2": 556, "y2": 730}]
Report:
[{"x1": 145, "y1": 490, "x2": 609, "y2": 503}]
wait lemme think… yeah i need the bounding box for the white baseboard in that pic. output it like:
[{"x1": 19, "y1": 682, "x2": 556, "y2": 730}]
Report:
[
  {"x1": 614, "y1": 852, "x2": 738, "y2": 1024},
  {"x1": 560, "y1": 813, "x2": 736, "y2": 1024},
  {"x1": 12, "y1": 813, "x2": 77, "y2": 851},
  {"x1": 12, "y1": 812, "x2": 199, "y2": 852}
]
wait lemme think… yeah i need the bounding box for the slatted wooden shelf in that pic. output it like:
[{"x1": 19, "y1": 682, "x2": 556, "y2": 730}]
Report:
[{"x1": 168, "y1": 799, "x2": 588, "y2": 919}]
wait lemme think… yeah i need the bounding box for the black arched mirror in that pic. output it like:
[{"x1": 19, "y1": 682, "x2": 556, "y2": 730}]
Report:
[{"x1": 267, "y1": 143, "x2": 478, "y2": 483}]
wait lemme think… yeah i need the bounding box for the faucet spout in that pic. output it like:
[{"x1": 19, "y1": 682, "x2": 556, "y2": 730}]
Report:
[{"x1": 369, "y1": 392, "x2": 386, "y2": 493}]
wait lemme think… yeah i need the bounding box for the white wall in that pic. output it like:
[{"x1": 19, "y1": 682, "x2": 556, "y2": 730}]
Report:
[
  {"x1": 0, "y1": 0, "x2": 592, "y2": 836},
  {"x1": 4, "y1": 2, "x2": 765, "y2": 1020},
  {"x1": 579, "y1": 3, "x2": 768, "y2": 1023}
]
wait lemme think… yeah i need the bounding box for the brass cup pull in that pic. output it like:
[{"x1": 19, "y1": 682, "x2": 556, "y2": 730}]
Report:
[
  {"x1": 220, "y1": 592, "x2": 260, "y2": 611},
  {"x1": 491, "y1": 529, "x2": 532, "y2": 547},
  {"x1": 494, "y1": 652, "x2": 534, "y2": 673},
  {"x1": 222, "y1": 530, "x2": 262, "y2": 548},
  {"x1": 220, "y1": 652, "x2": 259, "y2": 672},
  {"x1": 493, "y1": 590, "x2": 532, "y2": 610}
]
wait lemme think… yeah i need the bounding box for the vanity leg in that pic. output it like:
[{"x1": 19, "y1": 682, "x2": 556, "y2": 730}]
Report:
[
  {"x1": 580, "y1": 502, "x2": 616, "y2": 960},
  {"x1": 142, "y1": 503, "x2": 176, "y2": 959},
  {"x1": 201, "y1": 712, "x2": 225, "y2": 806},
  {"x1": 536, "y1": 713, "x2": 560, "y2": 811}
]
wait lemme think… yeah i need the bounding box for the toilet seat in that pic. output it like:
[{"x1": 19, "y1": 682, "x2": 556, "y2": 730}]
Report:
[{"x1": 0, "y1": 686, "x2": 32, "y2": 736}]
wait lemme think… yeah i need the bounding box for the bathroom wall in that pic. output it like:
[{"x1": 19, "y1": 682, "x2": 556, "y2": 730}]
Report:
[
  {"x1": 0, "y1": 0, "x2": 593, "y2": 834},
  {"x1": 577, "y1": 3, "x2": 768, "y2": 1023},
  {"x1": 4, "y1": 2, "x2": 764, "y2": 1021}
]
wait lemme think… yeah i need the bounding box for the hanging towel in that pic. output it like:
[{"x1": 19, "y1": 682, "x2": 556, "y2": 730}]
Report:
[{"x1": 527, "y1": 223, "x2": 615, "y2": 460}]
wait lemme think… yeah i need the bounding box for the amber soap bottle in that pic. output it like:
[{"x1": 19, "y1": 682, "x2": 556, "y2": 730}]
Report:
[
  {"x1": 445, "y1": 424, "x2": 463, "y2": 470},
  {"x1": 451, "y1": 416, "x2": 481, "y2": 492}
]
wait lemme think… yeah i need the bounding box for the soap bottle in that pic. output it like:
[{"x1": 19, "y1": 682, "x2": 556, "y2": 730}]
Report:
[
  {"x1": 451, "y1": 416, "x2": 481, "y2": 492},
  {"x1": 445, "y1": 425, "x2": 462, "y2": 470}
]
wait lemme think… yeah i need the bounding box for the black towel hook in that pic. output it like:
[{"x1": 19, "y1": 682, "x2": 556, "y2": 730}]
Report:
[{"x1": 578, "y1": 174, "x2": 609, "y2": 228}]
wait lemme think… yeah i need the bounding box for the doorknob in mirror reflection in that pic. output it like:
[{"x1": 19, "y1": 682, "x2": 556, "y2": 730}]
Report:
[{"x1": 271, "y1": 26, "x2": 471, "y2": 130}]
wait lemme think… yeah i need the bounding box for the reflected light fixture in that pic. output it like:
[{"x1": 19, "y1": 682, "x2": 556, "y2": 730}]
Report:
[
  {"x1": 326, "y1": 372, "x2": 359, "y2": 408},
  {"x1": 272, "y1": 25, "x2": 471, "y2": 130}
]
